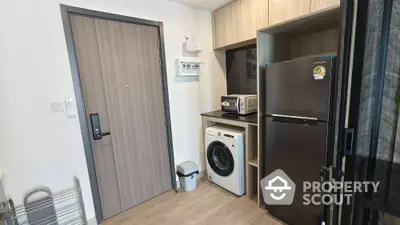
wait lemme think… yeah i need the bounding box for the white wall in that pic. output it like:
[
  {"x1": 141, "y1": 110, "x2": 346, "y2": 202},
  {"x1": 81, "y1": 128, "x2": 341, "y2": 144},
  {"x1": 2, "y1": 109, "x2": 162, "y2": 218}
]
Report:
[{"x1": 0, "y1": 0, "x2": 226, "y2": 221}]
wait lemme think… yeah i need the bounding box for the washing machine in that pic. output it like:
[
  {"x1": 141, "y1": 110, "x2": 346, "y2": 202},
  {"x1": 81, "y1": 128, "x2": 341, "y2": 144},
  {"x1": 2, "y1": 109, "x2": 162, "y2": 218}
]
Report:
[{"x1": 205, "y1": 125, "x2": 245, "y2": 196}]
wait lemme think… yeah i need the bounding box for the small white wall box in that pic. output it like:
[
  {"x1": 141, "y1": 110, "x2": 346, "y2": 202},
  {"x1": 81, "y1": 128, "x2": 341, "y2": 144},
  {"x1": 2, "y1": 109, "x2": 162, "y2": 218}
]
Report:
[
  {"x1": 184, "y1": 36, "x2": 201, "y2": 52},
  {"x1": 64, "y1": 96, "x2": 77, "y2": 117},
  {"x1": 177, "y1": 58, "x2": 201, "y2": 76},
  {"x1": 184, "y1": 41, "x2": 201, "y2": 52}
]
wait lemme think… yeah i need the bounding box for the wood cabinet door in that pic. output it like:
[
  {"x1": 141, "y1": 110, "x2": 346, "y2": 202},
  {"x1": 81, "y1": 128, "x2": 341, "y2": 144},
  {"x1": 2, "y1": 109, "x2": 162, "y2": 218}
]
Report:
[
  {"x1": 240, "y1": 0, "x2": 269, "y2": 41},
  {"x1": 213, "y1": 1, "x2": 241, "y2": 49},
  {"x1": 310, "y1": 0, "x2": 340, "y2": 12},
  {"x1": 269, "y1": 0, "x2": 311, "y2": 26},
  {"x1": 253, "y1": 0, "x2": 269, "y2": 30},
  {"x1": 212, "y1": 8, "x2": 224, "y2": 48}
]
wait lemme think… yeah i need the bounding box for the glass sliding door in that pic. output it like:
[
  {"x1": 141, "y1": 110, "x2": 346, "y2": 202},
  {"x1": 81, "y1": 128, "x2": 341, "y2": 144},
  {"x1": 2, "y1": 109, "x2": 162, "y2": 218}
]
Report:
[{"x1": 340, "y1": 0, "x2": 400, "y2": 224}]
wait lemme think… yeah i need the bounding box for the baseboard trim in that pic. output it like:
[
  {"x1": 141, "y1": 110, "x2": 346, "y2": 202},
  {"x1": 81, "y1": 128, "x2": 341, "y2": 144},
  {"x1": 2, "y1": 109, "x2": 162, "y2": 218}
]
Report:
[{"x1": 87, "y1": 217, "x2": 97, "y2": 225}]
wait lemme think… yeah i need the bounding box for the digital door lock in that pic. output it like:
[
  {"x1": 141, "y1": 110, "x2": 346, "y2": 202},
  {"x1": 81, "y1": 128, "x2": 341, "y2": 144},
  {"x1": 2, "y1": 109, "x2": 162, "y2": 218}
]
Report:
[{"x1": 90, "y1": 113, "x2": 111, "y2": 140}]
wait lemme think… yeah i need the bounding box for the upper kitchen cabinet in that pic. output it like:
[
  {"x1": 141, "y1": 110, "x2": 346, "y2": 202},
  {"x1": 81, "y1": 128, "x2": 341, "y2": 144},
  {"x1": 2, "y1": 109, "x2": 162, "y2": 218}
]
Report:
[
  {"x1": 310, "y1": 0, "x2": 340, "y2": 12},
  {"x1": 213, "y1": 1, "x2": 241, "y2": 49},
  {"x1": 269, "y1": 0, "x2": 311, "y2": 26},
  {"x1": 240, "y1": 0, "x2": 269, "y2": 42},
  {"x1": 212, "y1": 0, "x2": 340, "y2": 50},
  {"x1": 213, "y1": 0, "x2": 268, "y2": 50}
]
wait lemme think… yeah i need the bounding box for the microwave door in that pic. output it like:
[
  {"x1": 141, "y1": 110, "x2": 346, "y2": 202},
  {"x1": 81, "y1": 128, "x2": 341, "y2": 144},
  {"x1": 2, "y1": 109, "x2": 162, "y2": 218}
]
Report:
[{"x1": 221, "y1": 96, "x2": 239, "y2": 114}]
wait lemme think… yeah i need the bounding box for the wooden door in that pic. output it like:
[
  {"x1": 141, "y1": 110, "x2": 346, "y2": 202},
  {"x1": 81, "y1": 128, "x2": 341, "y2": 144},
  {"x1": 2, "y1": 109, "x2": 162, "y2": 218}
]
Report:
[
  {"x1": 310, "y1": 0, "x2": 340, "y2": 12},
  {"x1": 269, "y1": 0, "x2": 311, "y2": 26},
  {"x1": 70, "y1": 15, "x2": 172, "y2": 219},
  {"x1": 94, "y1": 18, "x2": 172, "y2": 211},
  {"x1": 70, "y1": 15, "x2": 122, "y2": 219}
]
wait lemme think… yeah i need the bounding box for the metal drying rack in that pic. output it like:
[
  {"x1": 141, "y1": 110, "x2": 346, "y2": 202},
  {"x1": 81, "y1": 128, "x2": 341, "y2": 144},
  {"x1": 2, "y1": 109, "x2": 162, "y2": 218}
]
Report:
[{"x1": 2, "y1": 177, "x2": 87, "y2": 225}]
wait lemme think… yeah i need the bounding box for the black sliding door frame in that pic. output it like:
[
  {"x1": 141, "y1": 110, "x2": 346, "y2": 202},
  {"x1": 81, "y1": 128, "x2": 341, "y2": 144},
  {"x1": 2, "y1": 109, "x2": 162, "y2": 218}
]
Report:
[
  {"x1": 329, "y1": 0, "x2": 357, "y2": 223},
  {"x1": 339, "y1": 0, "x2": 370, "y2": 223},
  {"x1": 340, "y1": 0, "x2": 400, "y2": 224}
]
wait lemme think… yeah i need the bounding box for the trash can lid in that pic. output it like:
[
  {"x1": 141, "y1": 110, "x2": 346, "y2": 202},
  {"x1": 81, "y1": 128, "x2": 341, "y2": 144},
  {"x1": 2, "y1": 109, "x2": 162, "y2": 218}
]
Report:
[{"x1": 177, "y1": 161, "x2": 198, "y2": 175}]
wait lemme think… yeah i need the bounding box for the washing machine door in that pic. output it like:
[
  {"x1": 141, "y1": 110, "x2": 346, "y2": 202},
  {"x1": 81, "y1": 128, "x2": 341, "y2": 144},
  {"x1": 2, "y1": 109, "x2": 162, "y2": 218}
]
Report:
[{"x1": 207, "y1": 141, "x2": 234, "y2": 177}]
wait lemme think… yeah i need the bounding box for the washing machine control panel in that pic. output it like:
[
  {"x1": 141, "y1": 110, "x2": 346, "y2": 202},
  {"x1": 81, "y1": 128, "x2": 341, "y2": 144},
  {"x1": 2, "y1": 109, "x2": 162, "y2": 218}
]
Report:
[
  {"x1": 206, "y1": 129, "x2": 217, "y2": 136},
  {"x1": 206, "y1": 127, "x2": 239, "y2": 139}
]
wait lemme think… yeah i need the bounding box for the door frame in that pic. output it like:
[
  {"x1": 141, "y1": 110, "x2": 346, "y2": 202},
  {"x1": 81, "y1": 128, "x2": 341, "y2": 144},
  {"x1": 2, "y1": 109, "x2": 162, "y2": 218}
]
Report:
[
  {"x1": 340, "y1": 0, "x2": 399, "y2": 223},
  {"x1": 60, "y1": 5, "x2": 176, "y2": 223}
]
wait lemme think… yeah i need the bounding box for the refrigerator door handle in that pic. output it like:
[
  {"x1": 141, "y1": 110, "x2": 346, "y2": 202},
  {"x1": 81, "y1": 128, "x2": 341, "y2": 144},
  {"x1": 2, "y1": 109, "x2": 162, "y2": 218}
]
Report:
[
  {"x1": 237, "y1": 97, "x2": 241, "y2": 113},
  {"x1": 271, "y1": 113, "x2": 318, "y2": 121},
  {"x1": 271, "y1": 114, "x2": 319, "y2": 126}
]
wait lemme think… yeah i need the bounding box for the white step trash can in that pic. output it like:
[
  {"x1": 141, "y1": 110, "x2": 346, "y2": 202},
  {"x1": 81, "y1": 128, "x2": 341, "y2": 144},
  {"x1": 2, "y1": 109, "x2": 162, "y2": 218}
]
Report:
[{"x1": 177, "y1": 161, "x2": 199, "y2": 192}]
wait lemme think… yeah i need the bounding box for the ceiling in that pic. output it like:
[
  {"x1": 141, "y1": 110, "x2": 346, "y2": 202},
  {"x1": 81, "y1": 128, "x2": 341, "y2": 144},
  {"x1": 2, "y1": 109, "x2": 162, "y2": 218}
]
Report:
[{"x1": 169, "y1": 0, "x2": 234, "y2": 10}]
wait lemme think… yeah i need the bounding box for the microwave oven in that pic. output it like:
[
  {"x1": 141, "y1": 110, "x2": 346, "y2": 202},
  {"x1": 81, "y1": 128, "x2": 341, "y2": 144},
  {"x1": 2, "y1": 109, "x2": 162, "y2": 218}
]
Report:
[{"x1": 221, "y1": 94, "x2": 257, "y2": 115}]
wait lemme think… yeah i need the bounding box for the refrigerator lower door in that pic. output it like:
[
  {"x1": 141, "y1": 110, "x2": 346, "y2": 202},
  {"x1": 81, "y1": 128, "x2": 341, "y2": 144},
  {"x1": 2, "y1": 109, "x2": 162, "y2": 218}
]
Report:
[
  {"x1": 265, "y1": 56, "x2": 333, "y2": 121},
  {"x1": 264, "y1": 117, "x2": 327, "y2": 225}
]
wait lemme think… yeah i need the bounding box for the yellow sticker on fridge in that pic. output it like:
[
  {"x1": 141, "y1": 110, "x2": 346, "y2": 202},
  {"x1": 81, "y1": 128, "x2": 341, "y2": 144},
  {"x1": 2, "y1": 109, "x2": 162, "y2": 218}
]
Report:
[{"x1": 313, "y1": 66, "x2": 326, "y2": 80}]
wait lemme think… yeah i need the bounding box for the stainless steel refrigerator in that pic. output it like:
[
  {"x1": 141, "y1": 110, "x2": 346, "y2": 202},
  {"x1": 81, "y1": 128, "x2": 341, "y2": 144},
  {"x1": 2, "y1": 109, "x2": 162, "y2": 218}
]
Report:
[{"x1": 263, "y1": 56, "x2": 336, "y2": 225}]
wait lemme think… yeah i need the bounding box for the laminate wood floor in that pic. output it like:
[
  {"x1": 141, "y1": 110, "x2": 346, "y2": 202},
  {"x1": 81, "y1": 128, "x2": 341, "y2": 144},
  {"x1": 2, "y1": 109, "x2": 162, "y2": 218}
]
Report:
[{"x1": 103, "y1": 179, "x2": 283, "y2": 225}]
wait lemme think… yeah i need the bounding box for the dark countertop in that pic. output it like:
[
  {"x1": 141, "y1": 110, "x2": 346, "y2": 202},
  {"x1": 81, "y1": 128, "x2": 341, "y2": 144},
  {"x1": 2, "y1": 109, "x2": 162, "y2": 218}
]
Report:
[{"x1": 201, "y1": 110, "x2": 258, "y2": 125}]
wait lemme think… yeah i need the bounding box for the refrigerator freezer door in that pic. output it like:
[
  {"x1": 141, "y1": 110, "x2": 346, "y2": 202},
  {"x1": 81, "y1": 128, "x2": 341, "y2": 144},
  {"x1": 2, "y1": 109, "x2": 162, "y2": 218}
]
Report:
[
  {"x1": 264, "y1": 117, "x2": 327, "y2": 225},
  {"x1": 265, "y1": 57, "x2": 334, "y2": 121}
]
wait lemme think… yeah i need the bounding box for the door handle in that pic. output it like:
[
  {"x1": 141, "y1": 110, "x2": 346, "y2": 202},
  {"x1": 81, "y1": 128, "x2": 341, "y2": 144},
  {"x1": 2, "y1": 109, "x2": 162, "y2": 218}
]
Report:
[
  {"x1": 271, "y1": 114, "x2": 319, "y2": 126},
  {"x1": 90, "y1": 113, "x2": 111, "y2": 140},
  {"x1": 272, "y1": 114, "x2": 318, "y2": 121},
  {"x1": 320, "y1": 167, "x2": 329, "y2": 182}
]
